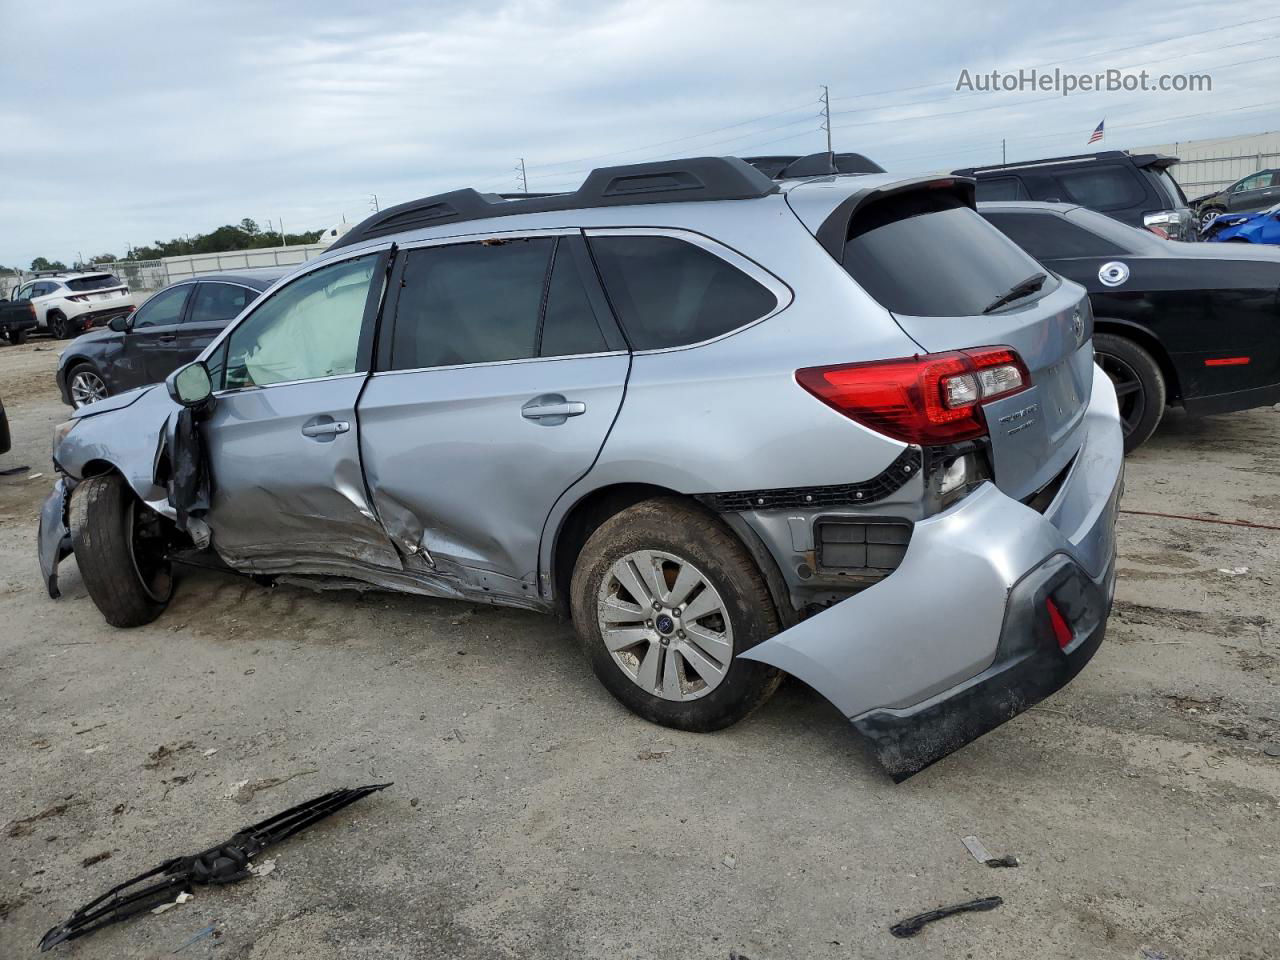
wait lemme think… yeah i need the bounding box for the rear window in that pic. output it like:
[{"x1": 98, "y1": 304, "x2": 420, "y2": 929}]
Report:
[
  {"x1": 1052, "y1": 166, "x2": 1145, "y2": 210},
  {"x1": 588, "y1": 235, "x2": 776, "y2": 350},
  {"x1": 982, "y1": 211, "x2": 1127, "y2": 259},
  {"x1": 1149, "y1": 167, "x2": 1188, "y2": 206},
  {"x1": 841, "y1": 192, "x2": 1053, "y2": 317},
  {"x1": 66, "y1": 274, "x2": 122, "y2": 292}
]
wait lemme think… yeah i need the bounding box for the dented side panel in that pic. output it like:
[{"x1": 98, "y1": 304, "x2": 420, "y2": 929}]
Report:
[{"x1": 201, "y1": 374, "x2": 404, "y2": 575}]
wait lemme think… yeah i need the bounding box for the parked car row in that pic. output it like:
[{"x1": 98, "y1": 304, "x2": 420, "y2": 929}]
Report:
[{"x1": 1, "y1": 271, "x2": 137, "y2": 340}]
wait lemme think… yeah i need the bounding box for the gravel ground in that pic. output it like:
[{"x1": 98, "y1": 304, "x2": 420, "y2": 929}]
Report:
[{"x1": 1, "y1": 338, "x2": 1277, "y2": 959}]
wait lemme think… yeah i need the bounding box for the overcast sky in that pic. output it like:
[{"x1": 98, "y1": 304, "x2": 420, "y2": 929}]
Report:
[{"x1": 1, "y1": 0, "x2": 1276, "y2": 267}]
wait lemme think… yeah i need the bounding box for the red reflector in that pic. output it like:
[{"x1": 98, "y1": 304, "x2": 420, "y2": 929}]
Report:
[
  {"x1": 795, "y1": 346, "x2": 1030, "y2": 445},
  {"x1": 1046, "y1": 598, "x2": 1072, "y2": 649},
  {"x1": 1204, "y1": 356, "x2": 1250, "y2": 367}
]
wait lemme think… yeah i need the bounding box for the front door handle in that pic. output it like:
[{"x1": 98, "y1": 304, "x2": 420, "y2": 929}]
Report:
[
  {"x1": 301, "y1": 419, "x2": 350, "y2": 440},
  {"x1": 521, "y1": 395, "x2": 586, "y2": 425}
]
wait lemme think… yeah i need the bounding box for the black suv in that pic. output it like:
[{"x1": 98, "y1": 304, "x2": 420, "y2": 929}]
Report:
[{"x1": 955, "y1": 150, "x2": 1196, "y2": 240}]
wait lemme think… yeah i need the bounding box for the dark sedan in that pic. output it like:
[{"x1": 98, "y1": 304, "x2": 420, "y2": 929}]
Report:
[
  {"x1": 980, "y1": 201, "x2": 1280, "y2": 451},
  {"x1": 56, "y1": 268, "x2": 287, "y2": 408}
]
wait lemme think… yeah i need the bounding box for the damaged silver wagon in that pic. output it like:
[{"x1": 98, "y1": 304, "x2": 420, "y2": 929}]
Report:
[{"x1": 39, "y1": 156, "x2": 1123, "y2": 779}]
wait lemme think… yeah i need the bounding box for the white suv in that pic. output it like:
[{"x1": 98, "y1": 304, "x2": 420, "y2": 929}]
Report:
[{"x1": 9, "y1": 272, "x2": 136, "y2": 339}]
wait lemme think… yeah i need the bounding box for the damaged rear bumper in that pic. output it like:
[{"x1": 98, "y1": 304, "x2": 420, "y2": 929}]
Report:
[{"x1": 740, "y1": 366, "x2": 1124, "y2": 779}]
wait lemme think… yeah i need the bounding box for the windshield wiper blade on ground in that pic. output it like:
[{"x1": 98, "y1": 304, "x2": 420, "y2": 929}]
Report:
[
  {"x1": 38, "y1": 783, "x2": 391, "y2": 951},
  {"x1": 982, "y1": 272, "x2": 1048, "y2": 314}
]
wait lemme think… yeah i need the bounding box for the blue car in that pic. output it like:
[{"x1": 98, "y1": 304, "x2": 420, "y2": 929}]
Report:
[{"x1": 1202, "y1": 202, "x2": 1280, "y2": 244}]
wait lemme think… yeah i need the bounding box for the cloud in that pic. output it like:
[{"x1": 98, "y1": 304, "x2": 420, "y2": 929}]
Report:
[{"x1": 0, "y1": 0, "x2": 1275, "y2": 265}]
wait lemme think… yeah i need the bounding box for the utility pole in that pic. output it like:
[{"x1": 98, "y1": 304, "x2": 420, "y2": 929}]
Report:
[
  {"x1": 517, "y1": 158, "x2": 528, "y2": 194},
  {"x1": 279, "y1": 217, "x2": 288, "y2": 247},
  {"x1": 820, "y1": 85, "x2": 833, "y2": 155},
  {"x1": 369, "y1": 194, "x2": 380, "y2": 213},
  {"x1": 1002, "y1": 138, "x2": 1007, "y2": 164}
]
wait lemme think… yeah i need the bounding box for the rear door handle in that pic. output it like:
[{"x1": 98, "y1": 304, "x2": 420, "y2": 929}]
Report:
[
  {"x1": 521, "y1": 396, "x2": 586, "y2": 423},
  {"x1": 301, "y1": 419, "x2": 350, "y2": 440}
]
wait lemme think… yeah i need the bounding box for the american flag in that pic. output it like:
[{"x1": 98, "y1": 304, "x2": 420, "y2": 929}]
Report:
[{"x1": 1087, "y1": 120, "x2": 1105, "y2": 145}]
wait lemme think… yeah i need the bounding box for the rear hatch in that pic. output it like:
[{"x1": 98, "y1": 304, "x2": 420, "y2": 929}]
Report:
[
  {"x1": 66, "y1": 274, "x2": 128, "y2": 301},
  {"x1": 803, "y1": 178, "x2": 1093, "y2": 501}
]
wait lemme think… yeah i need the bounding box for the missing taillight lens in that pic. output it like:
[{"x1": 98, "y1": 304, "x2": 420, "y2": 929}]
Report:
[{"x1": 796, "y1": 347, "x2": 1030, "y2": 445}]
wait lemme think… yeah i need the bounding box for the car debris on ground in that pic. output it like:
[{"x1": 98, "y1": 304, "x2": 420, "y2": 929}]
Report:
[
  {"x1": 889, "y1": 895, "x2": 1004, "y2": 938},
  {"x1": 960, "y1": 835, "x2": 1020, "y2": 868},
  {"x1": 37, "y1": 783, "x2": 390, "y2": 950}
]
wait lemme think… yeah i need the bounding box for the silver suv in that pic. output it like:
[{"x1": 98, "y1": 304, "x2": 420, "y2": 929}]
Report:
[{"x1": 38, "y1": 156, "x2": 1123, "y2": 779}]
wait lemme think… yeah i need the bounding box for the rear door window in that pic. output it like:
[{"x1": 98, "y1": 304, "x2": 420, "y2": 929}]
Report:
[
  {"x1": 982, "y1": 211, "x2": 1126, "y2": 259},
  {"x1": 539, "y1": 241, "x2": 609, "y2": 358},
  {"x1": 587, "y1": 235, "x2": 777, "y2": 350},
  {"x1": 841, "y1": 191, "x2": 1054, "y2": 317},
  {"x1": 1052, "y1": 165, "x2": 1146, "y2": 210}
]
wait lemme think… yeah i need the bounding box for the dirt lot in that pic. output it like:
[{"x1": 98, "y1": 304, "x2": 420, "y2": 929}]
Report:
[{"x1": 1, "y1": 338, "x2": 1277, "y2": 959}]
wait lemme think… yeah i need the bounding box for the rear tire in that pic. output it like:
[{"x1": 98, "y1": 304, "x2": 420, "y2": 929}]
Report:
[
  {"x1": 1094, "y1": 332, "x2": 1166, "y2": 454},
  {"x1": 70, "y1": 474, "x2": 173, "y2": 627},
  {"x1": 5, "y1": 327, "x2": 27, "y2": 345},
  {"x1": 48, "y1": 311, "x2": 71, "y2": 339},
  {"x1": 570, "y1": 497, "x2": 783, "y2": 732}
]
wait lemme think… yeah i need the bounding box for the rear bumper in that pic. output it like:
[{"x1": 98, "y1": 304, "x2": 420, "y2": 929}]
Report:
[
  {"x1": 1182, "y1": 380, "x2": 1280, "y2": 418},
  {"x1": 1, "y1": 315, "x2": 37, "y2": 334},
  {"x1": 741, "y1": 365, "x2": 1124, "y2": 779}
]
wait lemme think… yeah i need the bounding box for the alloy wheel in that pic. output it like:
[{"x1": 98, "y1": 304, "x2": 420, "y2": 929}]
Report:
[
  {"x1": 1095, "y1": 350, "x2": 1144, "y2": 440},
  {"x1": 70, "y1": 369, "x2": 108, "y2": 408},
  {"x1": 596, "y1": 549, "x2": 734, "y2": 702}
]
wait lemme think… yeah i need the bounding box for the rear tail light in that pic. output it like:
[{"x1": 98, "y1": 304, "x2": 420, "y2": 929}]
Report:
[
  {"x1": 67, "y1": 294, "x2": 87, "y2": 302},
  {"x1": 796, "y1": 347, "x2": 1031, "y2": 445}
]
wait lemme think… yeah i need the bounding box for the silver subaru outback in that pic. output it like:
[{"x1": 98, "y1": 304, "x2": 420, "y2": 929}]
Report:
[{"x1": 38, "y1": 156, "x2": 1123, "y2": 779}]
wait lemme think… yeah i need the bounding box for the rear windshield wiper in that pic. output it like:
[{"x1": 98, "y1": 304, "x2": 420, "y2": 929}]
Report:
[{"x1": 982, "y1": 272, "x2": 1048, "y2": 314}]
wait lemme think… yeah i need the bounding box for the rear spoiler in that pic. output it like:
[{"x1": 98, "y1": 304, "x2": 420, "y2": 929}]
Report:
[
  {"x1": 742, "y1": 152, "x2": 885, "y2": 180},
  {"x1": 812, "y1": 176, "x2": 977, "y2": 263}
]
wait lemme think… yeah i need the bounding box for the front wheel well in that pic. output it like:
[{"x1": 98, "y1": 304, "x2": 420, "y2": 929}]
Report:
[{"x1": 1092, "y1": 320, "x2": 1183, "y2": 405}]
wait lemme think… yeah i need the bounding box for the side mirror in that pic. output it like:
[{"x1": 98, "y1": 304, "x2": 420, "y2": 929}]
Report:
[
  {"x1": 166, "y1": 361, "x2": 213, "y2": 408},
  {"x1": 108, "y1": 314, "x2": 130, "y2": 332}
]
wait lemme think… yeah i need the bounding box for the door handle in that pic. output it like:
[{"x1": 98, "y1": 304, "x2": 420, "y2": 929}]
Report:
[
  {"x1": 301, "y1": 420, "x2": 350, "y2": 438},
  {"x1": 521, "y1": 395, "x2": 586, "y2": 423},
  {"x1": 157, "y1": 335, "x2": 176, "y2": 343}
]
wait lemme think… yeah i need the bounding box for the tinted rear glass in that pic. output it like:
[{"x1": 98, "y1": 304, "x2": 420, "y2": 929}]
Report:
[
  {"x1": 66, "y1": 274, "x2": 122, "y2": 292},
  {"x1": 588, "y1": 235, "x2": 776, "y2": 350},
  {"x1": 842, "y1": 192, "x2": 1053, "y2": 317},
  {"x1": 1150, "y1": 167, "x2": 1188, "y2": 206},
  {"x1": 976, "y1": 177, "x2": 1028, "y2": 202},
  {"x1": 982, "y1": 211, "x2": 1127, "y2": 259}
]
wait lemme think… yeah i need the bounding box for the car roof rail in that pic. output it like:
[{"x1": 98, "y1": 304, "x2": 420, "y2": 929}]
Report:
[
  {"x1": 956, "y1": 149, "x2": 1179, "y2": 175},
  {"x1": 329, "y1": 156, "x2": 780, "y2": 250},
  {"x1": 742, "y1": 152, "x2": 885, "y2": 179}
]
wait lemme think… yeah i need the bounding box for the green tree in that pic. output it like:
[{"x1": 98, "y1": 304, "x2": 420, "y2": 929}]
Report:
[{"x1": 31, "y1": 256, "x2": 69, "y2": 271}]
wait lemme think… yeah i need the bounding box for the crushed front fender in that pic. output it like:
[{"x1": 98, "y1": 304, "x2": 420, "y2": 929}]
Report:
[{"x1": 37, "y1": 477, "x2": 74, "y2": 599}]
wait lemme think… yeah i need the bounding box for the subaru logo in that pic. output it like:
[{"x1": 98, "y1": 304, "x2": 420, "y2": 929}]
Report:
[{"x1": 1071, "y1": 309, "x2": 1085, "y2": 345}]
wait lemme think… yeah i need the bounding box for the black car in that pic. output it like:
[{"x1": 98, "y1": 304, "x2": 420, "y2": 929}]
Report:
[
  {"x1": 56, "y1": 268, "x2": 287, "y2": 408},
  {"x1": 957, "y1": 150, "x2": 1197, "y2": 241},
  {"x1": 1192, "y1": 168, "x2": 1280, "y2": 229},
  {"x1": 979, "y1": 200, "x2": 1280, "y2": 451}
]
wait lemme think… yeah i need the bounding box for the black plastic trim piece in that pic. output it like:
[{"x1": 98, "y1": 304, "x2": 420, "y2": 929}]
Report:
[
  {"x1": 330, "y1": 157, "x2": 780, "y2": 251},
  {"x1": 697, "y1": 447, "x2": 921, "y2": 513}
]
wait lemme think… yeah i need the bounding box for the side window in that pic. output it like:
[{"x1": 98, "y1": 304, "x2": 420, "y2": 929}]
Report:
[
  {"x1": 587, "y1": 235, "x2": 777, "y2": 350},
  {"x1": 19, "y1": 283, "x2": 37, "y2": 299},
  {"x1": 187, "y1": 283, "x2": 257, "y2": 324},
  {"x1": 390, "y1": 239, "x2": 553, "y2": 370},
  {"x1": 132, "y1": 284, "x2": 191, "y2": 328},
  {"x1": 223, "y1": 255, "x2": 377, "y2": 389},
  {"x1": 976, "y1": 177, "x2": 1027, "y2": 202},
  {"x1": 983, "y1": 213, "x2": 1125, "y2": 259},
  {"x1": 1233, "y1": 173, "x2": 1265, "y2": 192},
  {"x1": 540, "y1": 242, "x2": 609, "y2": 358},
  {"x1": 1053, "y1": 166, "x2": 1145, "y2": 210}
]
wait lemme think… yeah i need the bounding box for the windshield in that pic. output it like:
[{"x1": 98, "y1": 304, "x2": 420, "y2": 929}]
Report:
[
  {"x1": 66, "y1": 274, "x2": 123, "y2": 292},
  {"x1": 841, "y1": 191, "x2": 1058, "y2": 316}
]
